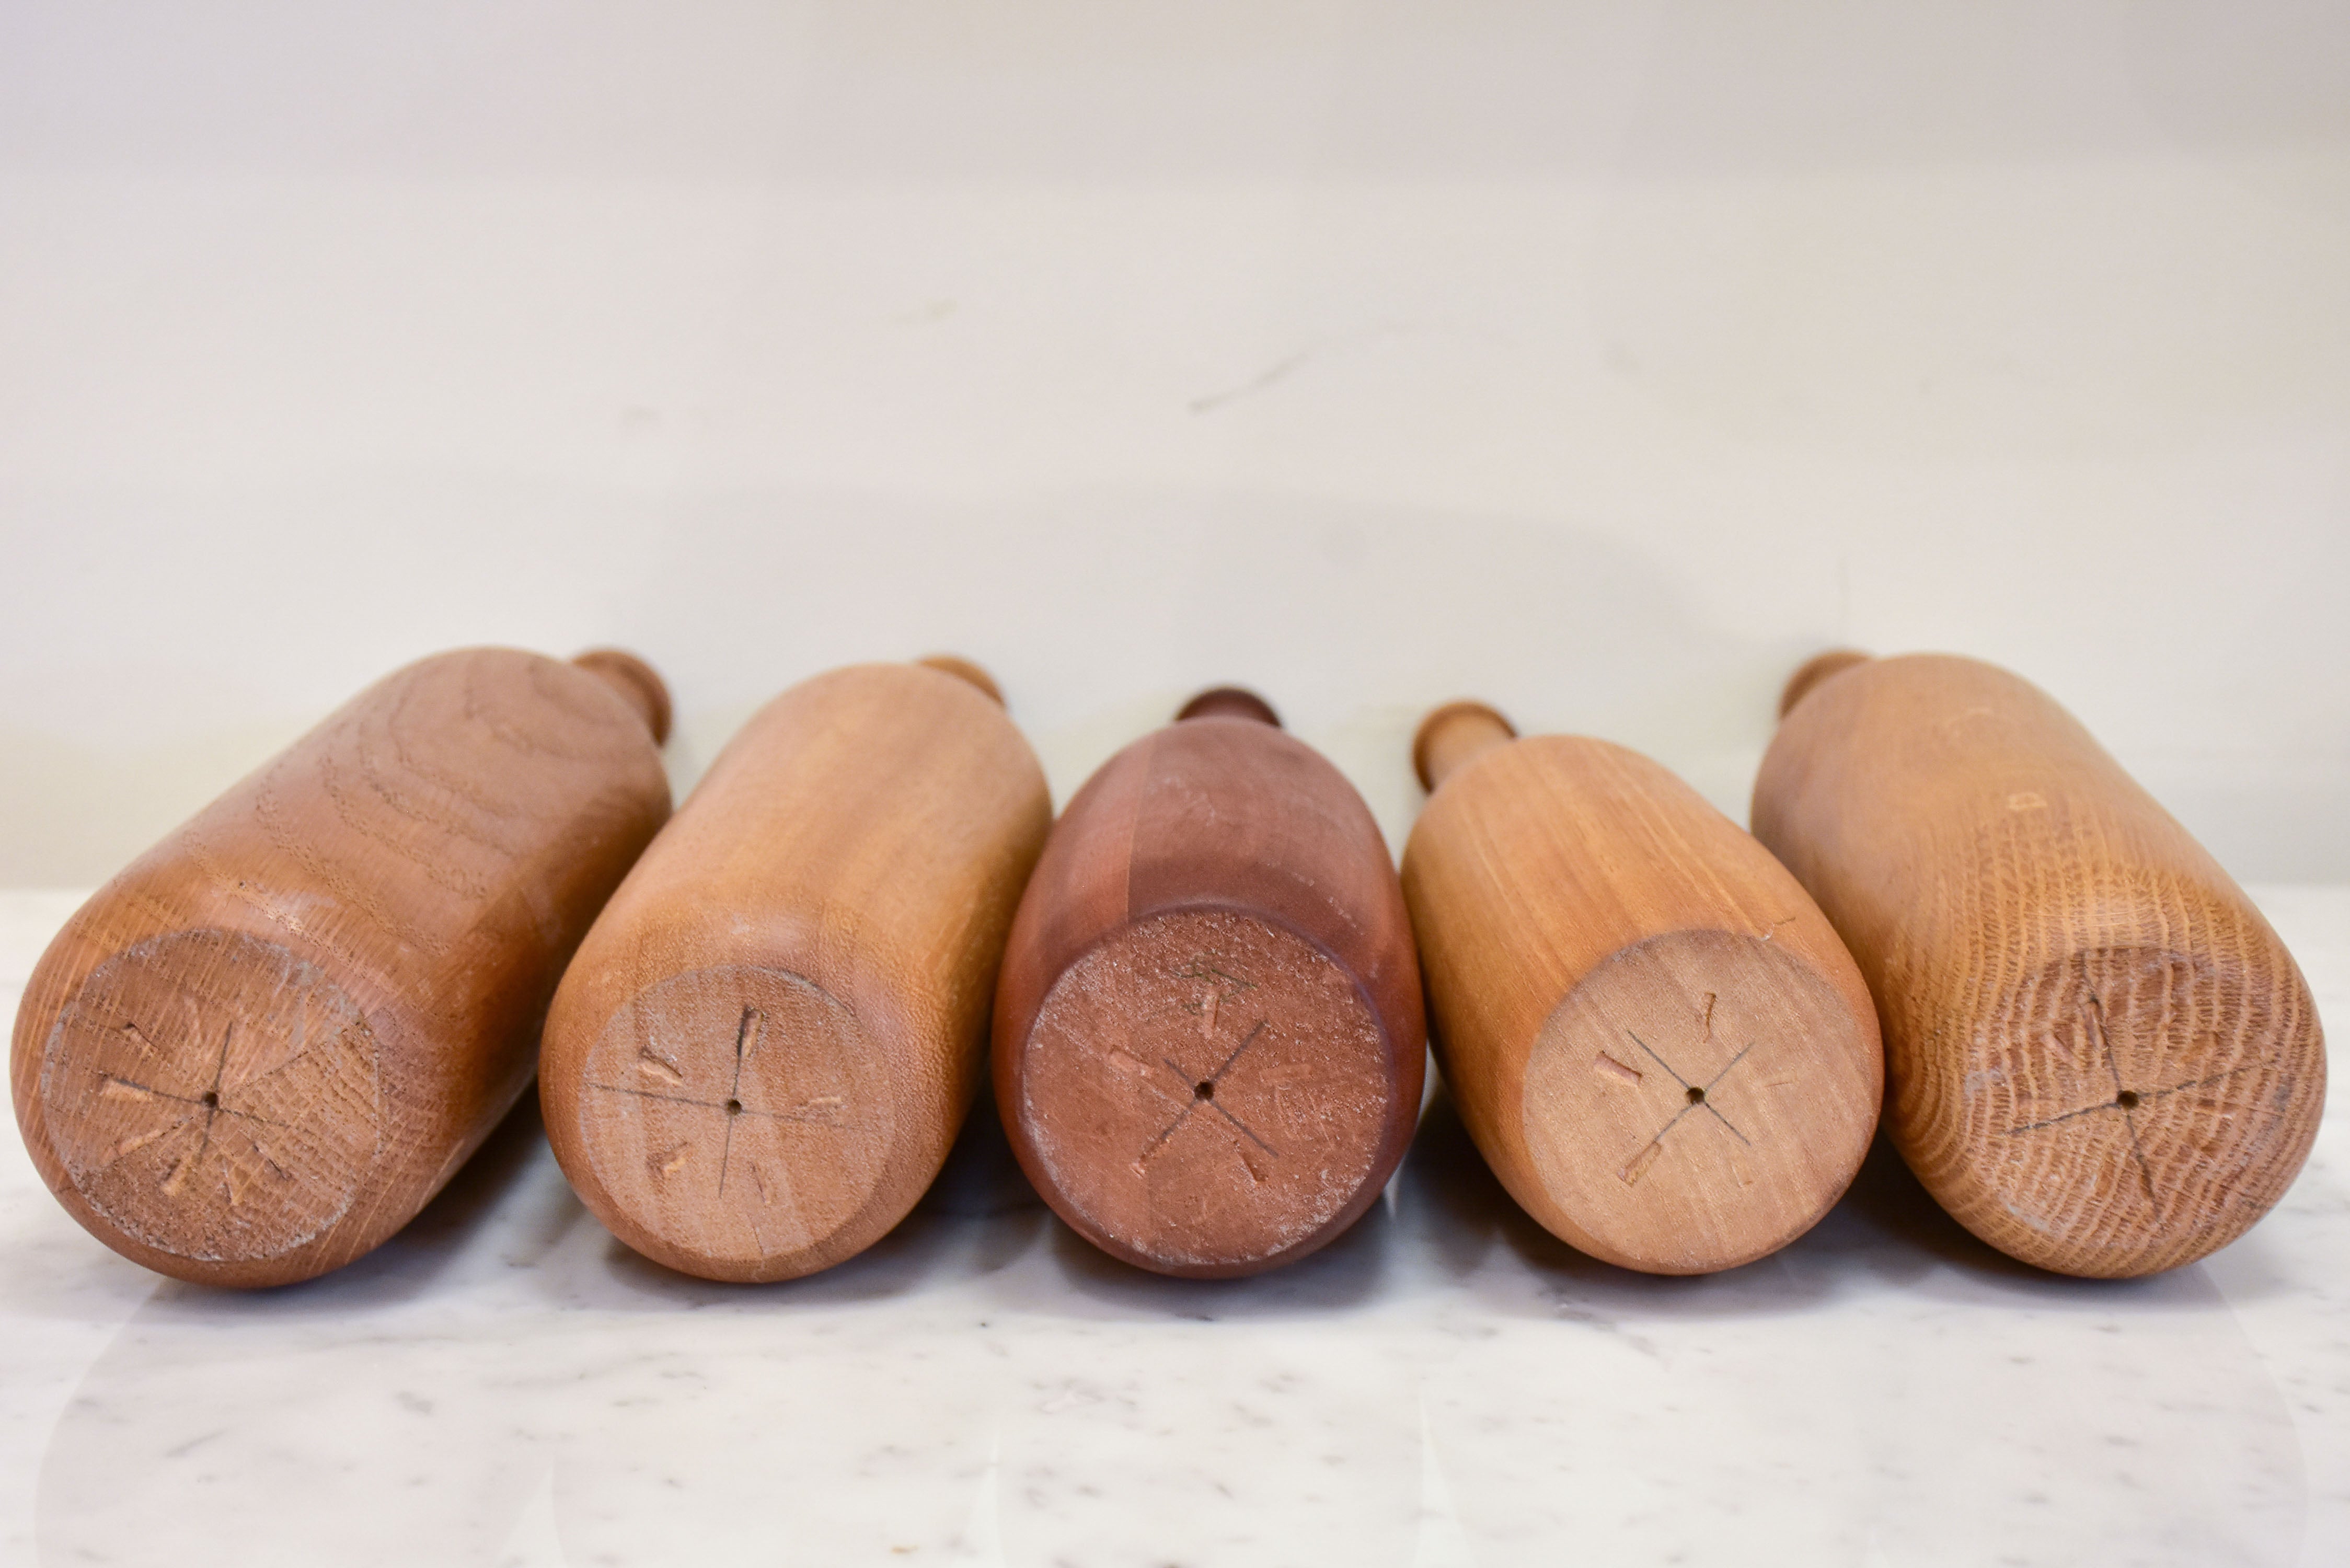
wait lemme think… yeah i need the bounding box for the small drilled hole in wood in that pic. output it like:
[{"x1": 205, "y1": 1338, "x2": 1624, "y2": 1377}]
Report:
[
  {"x1": 725, "y1": 1098, "x2": 743, "y2": 1115},
  {"x1": 1194, "y1": 1080, "x2": 1214, "y2": 1102},
  {"x1": 200, "y1": 1090, "x2": 219, "y2": 1109},
  {"x1": 1685, "y1": 1085, "x2": 1705, "y2": 1105},
  {"x1": 2115, "y1": 1090, "x2": 2140, "y2": 1110}
]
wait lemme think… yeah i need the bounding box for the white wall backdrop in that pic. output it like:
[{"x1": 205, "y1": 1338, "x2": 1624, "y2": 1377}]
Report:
[{"x1": 2, "y1": 2, "x2": 2345, "y2": 883}]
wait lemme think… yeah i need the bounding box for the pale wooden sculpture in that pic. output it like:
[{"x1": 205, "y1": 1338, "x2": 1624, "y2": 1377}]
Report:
[
  {"x1": 993, "y1": 688, "x2": 1425, "y2": 1278},
  {"x1": 1755, "y1": 651, "x2": 2326, "y2": 1276},
  {"x1": 540, "y1": 657, "x2": 1050, "y2": 1282},
  {"x1": 11, "y1": 648, "x2": 673, "y2": 1287},
  {"x1": 1401, "y1": 701, "x2": 1881, "y2": 1274}
]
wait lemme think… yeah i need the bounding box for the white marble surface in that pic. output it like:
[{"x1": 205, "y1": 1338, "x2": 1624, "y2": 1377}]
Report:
[{"x1": 2, "y1": 886, "x2": 2344, "y2": 1568}]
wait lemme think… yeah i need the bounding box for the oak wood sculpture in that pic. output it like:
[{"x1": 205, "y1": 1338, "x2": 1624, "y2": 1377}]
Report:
[
  {"x1": 10, "y1": 647, "x2": 673, "y2": 1287},
  {"x1": 1401, "y1": 701, "x2": 1881, "y2": 1274},
  {"x1": 540, "y1": 658, "x2": 1050, "y2": 1282},
  {"x1": 1755, "y1": 651, "x2": 2326, "y2": 1276},
  {"x1": 993, "y1": 688, "x2": 1425, "y2": 1278}
]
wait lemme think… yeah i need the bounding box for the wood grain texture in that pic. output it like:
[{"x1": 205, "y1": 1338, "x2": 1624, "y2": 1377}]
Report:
[
  {"x1": 993, "y1": 699, "x2": 1425, "y2": 1278},
  {"x1": 1754, "y1": 652, "x2": 2326, "y2": 1277},
  {"x1": 11, "y1": 648, "x2": 672, "y2": 1287},
  {"x1": 540, "y1": 660, "x2": 1050, "y2": 1283},
  {"x1": 1402, "y1": 706, "x2": 1881, "y2": 1274}
]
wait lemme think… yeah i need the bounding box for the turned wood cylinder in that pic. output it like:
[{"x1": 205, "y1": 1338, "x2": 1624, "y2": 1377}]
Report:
[
  {"x1": 10, "y1": 647, "x2": 673, "y2": 1287},
  {"x1": 1754, "y1": 651, "x2": 2326, "y2": 1276},
  {"x1": 1401, "y1": 701, "x2": 1881, "y2": 1274},
  {"x1": 540, "y1": 658, "x2": 1050, "y2": 1282},
  {"x1": 993, "y1": 689, "x2": 1425, "y2": 1278}
]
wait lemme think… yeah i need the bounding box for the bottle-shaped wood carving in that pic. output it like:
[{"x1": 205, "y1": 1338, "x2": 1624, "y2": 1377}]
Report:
[
  {"x1": 1755, "y1": 651, "x2": 2326, "y2": 1276},
  {"x1": 1401, "y1": 701, "x2": 1881, "y2": 1274},
  {"x1": 993, "y1": 688, "x2": 1425, "y2": 1278},
  {"x1": 10, "y1": 647, "x2": 673, "y2": 1287},
  {"x1": 539, "y1": 657, "x2": 1050, "y2": 1282}
]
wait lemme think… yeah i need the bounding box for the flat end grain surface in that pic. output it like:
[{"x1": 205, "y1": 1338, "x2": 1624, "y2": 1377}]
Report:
[
  {"x1": 1758, "y1": 652, "x2": 2327, "y2": 1276},
  {"x1": 572, "y1": 965, "x2": 891, "y2": 1278},
  {"x1": 1404, "y1": 727, "x2": 1881, "y2": 1275},
  {"x1": 36, "y1": 928, "x2": 380, "y2": 1266},
  {"x1": 1017, "y1": 906, "x2": 1395, "y2": 1275},
  {"x1": 1525, "y1": 927, "x2": 1877, "y2": 1273}
]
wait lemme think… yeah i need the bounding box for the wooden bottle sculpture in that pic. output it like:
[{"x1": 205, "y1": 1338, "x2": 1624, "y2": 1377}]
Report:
[
  {"x1": 1402, "y1": 701, "x2": 1881, "y2": 1274},
  {"x1": 540, "y1": 657, "x2": 1050, "y2": 1282},
  {"x1": 11, "y1": 648, "x2": 673, "y2": 1287},
  {"x1": 993, "y1": 688, "x2": 1425, "y2": 1278},
  {"x1": 1755, "y1": 652, "x2": 2326, "y2": 1276}
]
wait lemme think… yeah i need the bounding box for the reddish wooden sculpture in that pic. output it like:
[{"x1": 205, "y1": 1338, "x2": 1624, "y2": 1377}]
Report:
[
  {"x1": 11, "y1": 647, "x2": 673, "y2": 1287},
  {"x1": 1755, "y1": 651, "x2": 2326, "y2": 1276},
  {"x1": 1403, "y1": 701, "x2": 1881, "y2": 1274},
  {"x1": 540, "y1": 658, "x2": 1050, "y2": 1282},
  {"x1": 993, "y1": 688, "x2": 1425, "y2": 1278}
]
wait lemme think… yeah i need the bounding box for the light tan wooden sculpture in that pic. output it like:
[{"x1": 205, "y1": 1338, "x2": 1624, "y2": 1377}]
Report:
[
  {"x1": 1401, "y1": 701, "x2": 1881, "y2": 1274},
  {"x1": 1755, "y1": 651, "x2": 2326, "y2": 1276},
  {"x1": 993, "y1": 688, "x2": 1425, "y2": 1278},
  {"x1": 540, "y1": 658, "x2": 1050, "y2": 1282},
  {"x1": 11, "y1": 648, "x2": 673, "y2": 1287}
]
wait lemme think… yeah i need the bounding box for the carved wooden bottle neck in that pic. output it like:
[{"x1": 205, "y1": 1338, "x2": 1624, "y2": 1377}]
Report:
[
  {"x1": 1174, "y1": 687, "x2": 1282, "y2": 728},
  {"x1": 1413, "y1": 700, "x2": 1518, "y2": 792},
  {"x1": 571, "y1": 649, "x2": 674, "y2": 745},
  {"x1": 915, "y1": 654, "x2": 1007, "y2": 707},
  {"x1": 1777, "y1": 649, "x2": 1873, "y2": 720}
]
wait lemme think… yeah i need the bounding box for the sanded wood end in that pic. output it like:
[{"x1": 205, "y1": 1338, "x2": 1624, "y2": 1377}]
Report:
[
  {"x1": 1012, "y1": 907, "x2": 1395, "y2": 1277},
  {"x1": 38, "y1": 928, "x2": 382, "y2": 1267},
  {"x1": 574, "y1": 964, "x2": 895, "y2": 1282},
  {"x1": 1913, "y1": 943, "x2": 2324, "y2": 1277},
  {"x1": 1523, "y1": 928, "x2": 1878, "y2": 1275}
]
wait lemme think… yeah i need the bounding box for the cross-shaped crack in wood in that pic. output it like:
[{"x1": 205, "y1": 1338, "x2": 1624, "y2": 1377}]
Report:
[
  {"x1": 1614, "y1": 1029, "x2": 1758, "y2": 1186},
  {"x1": 1995, "y1": 988, "x2": 2266, "y2": 1228},
  {"x1": 1135, "y1": 1019, "x2": 1281, "y2": 1168}
]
